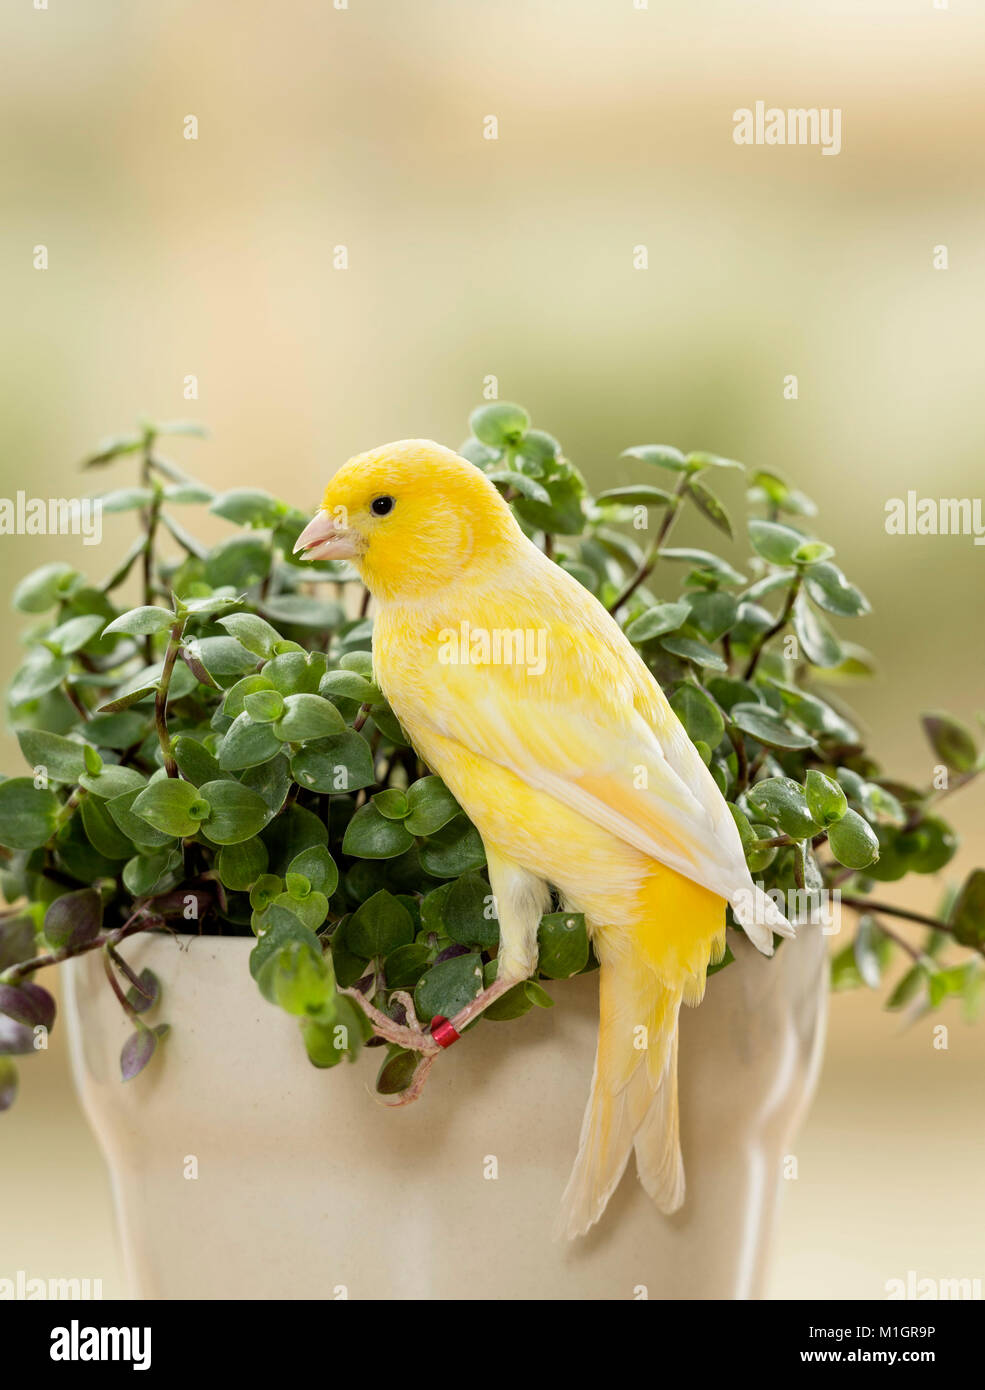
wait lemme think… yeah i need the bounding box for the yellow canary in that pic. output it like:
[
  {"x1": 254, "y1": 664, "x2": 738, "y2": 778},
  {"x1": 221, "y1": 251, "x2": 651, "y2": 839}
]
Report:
[{"x1": 296, "y1": 439, "x2": 793, "y2": 1237}]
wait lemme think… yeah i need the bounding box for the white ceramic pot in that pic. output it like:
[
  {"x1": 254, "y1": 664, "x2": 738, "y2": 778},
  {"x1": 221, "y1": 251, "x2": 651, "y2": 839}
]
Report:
[{"x1": 63, "y1": 922, "x2": 827, "y2": 1300}]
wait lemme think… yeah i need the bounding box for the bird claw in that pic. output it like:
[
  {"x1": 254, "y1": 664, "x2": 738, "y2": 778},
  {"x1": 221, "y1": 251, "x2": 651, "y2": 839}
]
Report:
[
  {"x1": 378, "y1": 1052, "x2": 437, "y2": 1107},
  {"x1": 340, "y1": 985, "x2": 440, "y2": 1057}
]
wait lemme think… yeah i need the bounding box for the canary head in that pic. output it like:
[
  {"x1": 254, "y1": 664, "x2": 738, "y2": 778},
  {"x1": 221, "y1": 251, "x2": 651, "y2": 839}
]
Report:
[{"x1": 294, "y1": 439, "x2": 520, "y2": 601}]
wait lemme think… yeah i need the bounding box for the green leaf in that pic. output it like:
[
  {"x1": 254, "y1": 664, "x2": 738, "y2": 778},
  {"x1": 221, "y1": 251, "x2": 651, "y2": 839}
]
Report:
[
  {"x1": 658, "y1": 635, "x2": 728, "y2": 671},
  {"x1": 222, "y1": 674, "x2": 275, "y2": 718},
  {"x1": 122, "y1": 846, "x2": 182, "y2": 899},
  {"x1": 537, "y1": 912, "x2": 589, "y2": 978},
  {"x1": 748, "y1": 468, "x2": 817, "y2": 517},
  {"x1": 99, "y1": 486, "x2": 154, "y2": 513},
  {"x1": 163, "y1": 482, "x2": 214, "y2": 504},
  {"x1": 244, "y1": 689, "x2": 286, "y2": 723},
  {"x1": 524, "y1": 980, "x2": 554, "y2": 1009},
  {"x1": 240, "y1": 753, "x2": 292, "y2": 811},
  {"x1": 348, "y1": 890, "x2": 415, "y2": 959},
  {"x1": 218, "y1": 713, "x2": 284, "y2": 770},
  {"x1": 13, "y1": 562, "x2": 80, "y2": 613},
  {"x1": 42, "y1": 613, "x2": 107, "y2": 655},
  {"x1": 443, "y1": 873, "x2": 500, "y2": 949},
  {"x1": 0, "y1": 780, "x2": 58, "y2": 850},
  {"x1": 81, "y1": 712, "x2": 146, "y2": 750},
  {"x1": 513, "y1": 466, "x2": 587, "y2": 536},
  {"x1": 102, "y1": 606, "x2": 175, "y2": 637},
  {"x1": 748, "y1": 519, "x2": 807, "y2": 565},
  {"x1": 404, "y1": 777, "x2": 461, "y2": 836},
  {"x1": 894, "y1": 816, "x2": 958, "y2": 875},
  {"x1": 105, "y1": 789, "x2": 177, "y2": 849},
  {"x1": 209, "y1": 488, "x2": 283, "y2": 527},
  {"x1": 792, "y1": 541, "x2": 835, "y2": 567},
  {"x1": 686, "y1": 591, "x2": 738, "y2": 641},
  {"x1": 342, "y1": 803, "x2": 415, "y2": 859},
  {"x1": 950, "y1": 869, "x2": 985, "y2": 949},
  {"x1": 216, "y1": 612, "x2": 283, "y2": 658},
  {"x1": 17, "y1": 730, "x2": 86, "y2": 783},
  {"x1": 804, "y1": 769, "x2": 848, "y2": 826},
  {"x1": 686, "y1": 450, "x2": 744, "y2": 473},
  {"x1": 658, "y1": 548, "x2": 746, "y2": 586},
  {"x1": 290, "y1": 731, "x2": 376, "y2": 793},
  {"x1": 418, "y1": 816, "x2": 486, "y2": 877},
  {"x1": 79, "y1": 796, "x2": 134, "y2": 859},
  {"x1": 596, "y1": 484, "x2": 673, "y2": 508},
  {"x1": 686, "y1": 479, "x2": 733, "y2": 538},
  {"x1": 415, "y1": 952, "x2": 483, "y2": 1022},
  {"x1": 262, "y1": 652, "x2": 327, "y2": 696},
  {"x1": 486, "y1": 471, "x2": 551, "y2": 505},
  {"x1": 376, "y1": 1047, "x2": 421, "y2": 1094},
  {"x1": 921, "y1": 711, "x2": 978, "y2": 773},
  {"x1": 204, "y1": 535, "x2": 271, "y2": 589},
  {"x1": 793, "y1": 592, "x2": 843, "y2": 668},
  {"x1": 803, "y1": 561, "x2": 870, "y2": 618},
  {"x1": 216, "y1": 837, "x2": 269, "y2": 892},
  {"x1": 747, "y1": 777, "x2": 818, "y2": 839},
  {"x1": 272, "y1": 693, "x2": 346, "y2": 741},
  {"x1": 8, "y1": 649, "x2": 71, "y2": 704},
  {"x1": 319, "y1": 669, "x2": 380, "y2": 702},
  {"x1": 383, "y1": 944, "x2": 431, "y2": 991},
  {"x1": 184, "y1": 636, "x2": 256, "y2": 677},
  {"x1": 78, "y1": 764, "x2": 147, "y2": 799},
  {"x1": 624, "y1": 600, "x2": 691, "y2": 643},
  {"x1": 198, "y1": 780, "x2": 271, "y2": 845},
  {"x1": 729, "y1": 703, "x2": 815, "y2": 751},
  {"x1": 828, "y1": 809, "x2": 880, "y2": 869},
  {"x1": 373, "y1": 789, "x2": 409, "y2": 820},
  {"x1": 886, "y1": 964, "x2": 926, "y2": 1011},
  {"x1": 620, "y1": 444, "x2": 687, "y2": 473},
  {"x1": 172, "y1": 735, "x2": 224, "y2": 787},
  {"x1": 287, "y1": 845, "x2": 338, "y2": 897},
  {"x1": 853, "y1": 915, "x2": 887, "y2": 989},
  {"x1": 262, "y1": 595, "x2": 344, "y2": 629},
  {"x1": 469, "y1": 402, "x2": 530, "y2": 448},
  {"x1": 670, "y1": 684, "x2": 725, "y2": 748},
  {"x1": 131, "y1": 779, "x2": 207, "y2": 837},
  {"x1": 261, "y1": 804, "x2": 327, "y2": 874}
]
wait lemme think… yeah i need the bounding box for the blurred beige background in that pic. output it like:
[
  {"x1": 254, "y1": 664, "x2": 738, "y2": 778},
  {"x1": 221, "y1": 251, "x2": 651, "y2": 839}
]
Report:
[{"x1": 2, "y1": 0, "x2": 983, "y2": 1298}]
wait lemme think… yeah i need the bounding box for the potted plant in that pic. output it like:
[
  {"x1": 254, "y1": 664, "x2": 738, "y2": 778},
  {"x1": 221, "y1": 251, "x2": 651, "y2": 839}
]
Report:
[{"x1": 1, "y1": 405, "x2": 981, "y2": 1299}]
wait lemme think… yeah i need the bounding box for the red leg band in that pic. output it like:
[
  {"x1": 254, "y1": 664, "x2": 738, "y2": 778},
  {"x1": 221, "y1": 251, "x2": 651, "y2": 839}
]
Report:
[{"x1": 430, "y1": 1015, "x2": 461, "y2": 1049}]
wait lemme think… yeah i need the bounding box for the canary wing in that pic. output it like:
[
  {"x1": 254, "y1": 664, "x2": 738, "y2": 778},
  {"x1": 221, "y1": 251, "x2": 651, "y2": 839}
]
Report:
[{"x1": 394, "y1": 597, "x2": 792, "y2": 951}]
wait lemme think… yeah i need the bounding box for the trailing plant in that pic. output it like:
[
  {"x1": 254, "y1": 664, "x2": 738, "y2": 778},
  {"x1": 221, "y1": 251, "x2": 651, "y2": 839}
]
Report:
[{"x1": 1, "y1": 406, "x2": 982, "y2": 1112}]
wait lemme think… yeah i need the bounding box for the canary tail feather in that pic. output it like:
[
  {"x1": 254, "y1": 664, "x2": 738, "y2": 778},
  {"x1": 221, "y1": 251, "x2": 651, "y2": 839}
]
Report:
[
  {"x1": 554, "y1": 961, "x2": 682, "y2": 1239},
  {"x1": 730, "y1": 882, "x2": 796, "y2": 956}
]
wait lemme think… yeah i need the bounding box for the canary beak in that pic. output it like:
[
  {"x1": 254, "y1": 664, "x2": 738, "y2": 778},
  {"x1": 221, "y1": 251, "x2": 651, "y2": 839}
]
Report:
[{"x1": 293, "y1": 509, "x2": 358, "y2": 562}]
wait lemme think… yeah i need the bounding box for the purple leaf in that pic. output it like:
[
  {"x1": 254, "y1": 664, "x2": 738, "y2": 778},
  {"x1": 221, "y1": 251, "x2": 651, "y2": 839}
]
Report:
[
  {"x1": 0, "y1": 981, "x2": 55, "y2": 1031},
  {"x1": 120, "y1": 1024, "x2": 157, "y2": 1081},
  {"x1": 43, "y1": 888, "x2": 103, "y2": 951},
  {"x1": 124, "y1": 968, "x2": 161, "y2": 1015},
  {"x1": 0, "y1": 1015, "x2": 35, "y2": 1056}
]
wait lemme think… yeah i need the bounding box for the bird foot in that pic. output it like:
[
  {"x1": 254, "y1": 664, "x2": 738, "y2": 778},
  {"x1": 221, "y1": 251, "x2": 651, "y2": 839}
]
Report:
[{"x1": 340, "y1": 985, "x2": 440, "y2": 1057}]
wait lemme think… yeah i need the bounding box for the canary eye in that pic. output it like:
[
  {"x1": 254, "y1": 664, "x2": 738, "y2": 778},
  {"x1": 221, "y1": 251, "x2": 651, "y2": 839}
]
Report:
[{"x1": 370, "y1": 495, "x2": 395, "y2": 517}]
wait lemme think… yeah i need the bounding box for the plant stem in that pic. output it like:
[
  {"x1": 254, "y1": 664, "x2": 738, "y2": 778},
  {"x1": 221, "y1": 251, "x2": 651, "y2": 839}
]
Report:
[
  {"x1": 0, "y1": 908, "x2": 159, "y2": 986},
  {"x1": 608, "y1": 473, "x2": 689, "y2": 615},
  {"x1": 840, "y1": 896, "x2": 947, "y2": 933},
  {"x1": 156, "y1": 617, "x2": 187, "y2": 776},
  {"x1": 743, "y1": 574, "x2": 802, "y2": 680},
  {"x1": 140, "y1": 437, "x2": 161, "y2": 662},
  {"x1": 102, "y1": 946, "x2": 142, "y2": 1023},
  {"x1": 62, "y1": 680, "x2": 90, "y2": 722}
]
